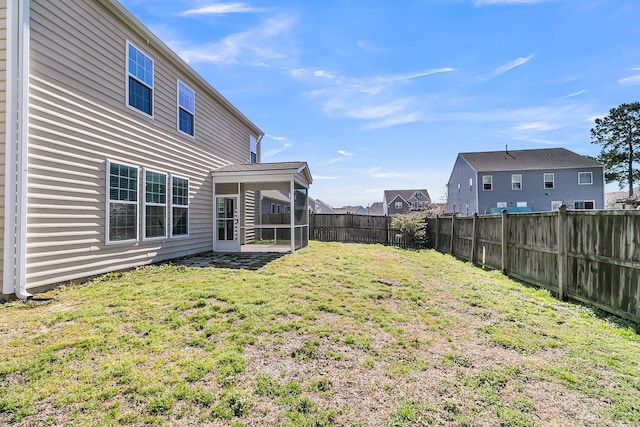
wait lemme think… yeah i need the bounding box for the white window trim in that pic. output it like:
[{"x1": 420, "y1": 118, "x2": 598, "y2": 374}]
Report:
[
  {"x1": 483, "y1": 175, "x2": 493, "y2": 191},
  {"x1": 143, "y1": 168, "x2": 167, "y2": 241},
  {"x1": 177, "y1": 80, "x2": 196, "y2": 138},
  {"x1": 544, "y1": 173, "x2": 555, "y2": 189},
  {"x1": 574, "y1": 200, "x2": 595, "y2": 210},
  {"x1": 394, "y1": 201, "x2": 403, "y2": 209},
  {"x1": 170, "y1": 175, "x2": 190, "y2": 238},
  {"x1": 511, "y1": 174, "x2": 522, "y2": 190},
  {"x1": 551, "y1": 201, "x2": 563, "y2": 211},
  {"x1": 126, "y1": 40, "x2": 154, "y2": 118},
  {"x1": 106, "y1": 159, "x2": 139, "y2": 245},
  {"x1": 497, "y1": 202, "x2": 507, "y2": 208},
  {"x1": 578, "y1": 171, "x2": 593, "y2": 185}
]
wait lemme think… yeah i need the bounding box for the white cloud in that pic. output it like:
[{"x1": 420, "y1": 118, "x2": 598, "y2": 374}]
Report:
[
  {"x1": 376, "y1": 68, "x2": 455, "y2": 84},
  {"x1": 178, "y1": 14, "x2": 296, "y2": 65},
  {"x1": 337, "y1": 150, "x2": 353, "y2": 156},
  {"x1": 618, "y1": 74, "x2": 640, "y2": 86},
  {"x1": 314, "y1": 70, "x2": 336, "y2": 79},
  {"x1": 561, "y1": 90, "x2": 586, "y2": 98},
  {"x1": 181, "y1": 3, "x2": 263, "y2": 16},
  {"x1": 481, "y1": 54, "x2": 534, "y2": 80},
  {"x1": 262, "y1": 134, "x2": 292, "y2": 158}
]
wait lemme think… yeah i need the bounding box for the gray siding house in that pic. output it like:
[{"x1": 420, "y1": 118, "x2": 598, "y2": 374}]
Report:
[
  {"x1": 1, "y1": 0, "x2": 311, "y2": 299},
  {"x1": 383, "y1": 189, "x2": 431, "y2": 216},
  {"x1": 446, "y1": 148, "x2": 604, "y2": 215}
]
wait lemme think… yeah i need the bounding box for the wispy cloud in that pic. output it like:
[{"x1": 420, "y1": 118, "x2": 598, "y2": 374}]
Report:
[
  {"x1": 181, "y1": 2, "x2": 263, "y2": 16},
  {"x1": 618, "y1": 69, "x2": 640, "y2": 86},
  {"x1": 561, "y1": 90, "x2": 586, "y2": 98},
  {"x1": 261, "y1": 134, "x2": 292, "y2": 158},
  {"x1": 481, "y1": 54, "x2": 534, "y2": 80},
  {"x1": 178, "y1": 14, "x2": 296, "y2": 65},
  {"x1": 328, "y1": 149, "x2": 354, "y2": 164}
]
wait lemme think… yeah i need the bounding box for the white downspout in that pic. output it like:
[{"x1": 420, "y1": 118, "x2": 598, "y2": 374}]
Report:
[
  {"x1": 3, "y1": 0, "x2": 31, "y2": 299},
  {"x1": 290, "y1": 180, "x2": 295, "y2": 253}
]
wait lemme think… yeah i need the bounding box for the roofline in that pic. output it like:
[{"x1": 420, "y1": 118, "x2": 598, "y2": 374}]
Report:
[{"x1": 97, "y1": 0, "x2": 263, "y2": 138}]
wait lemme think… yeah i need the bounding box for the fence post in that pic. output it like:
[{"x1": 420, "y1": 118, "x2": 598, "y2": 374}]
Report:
[
  {"x1": 385, "y1": 216, "x2": 390, "y2": 245},
  {"x1": 449, "y1": 214, "x2": 455, "y2": 255},
  {"x1": 557, "y1": 205, "x2": 568, "y2": 301},
  {"x1": 471, "y1": 213, "x2": 478, "y2": 264},
  {"x1": 501, "y1": 209, "x2": 508, "y2": 274},
  {"x1": 434, "y1": 215, "x2": 440, "y2": 251}
]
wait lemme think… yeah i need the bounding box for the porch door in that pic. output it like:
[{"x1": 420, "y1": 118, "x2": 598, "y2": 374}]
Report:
[{"x1": 215, "y1": 196, "x2": 240, "y2": 251}]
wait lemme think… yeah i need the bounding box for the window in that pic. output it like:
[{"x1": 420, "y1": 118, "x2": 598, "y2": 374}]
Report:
[
  {"x1": 469, "y1": 178, "x2": 473, "y2": 192},
  {"x1": 551, "y1": 201, "x2": 563, "y2": 210},
  {"x1": 144, "y1": 170, "x2": 167, "y2": 239},
  {"x1": 482, "y1": 175, "x2": 492, "y2": 191},
  {"x1": 574, "y1": 200, "x2": 595, "y2": 210},
  {"x1": 108, "y1": 161, "x2": 138, "y2": 242},
  {"x1": 544, "y1": 173, "x2": 554, "y2": 189},
  {"x1": 250, "y1": 135, "x2": 258, "y2": 163},
  {"x1": 511, "y1": 174, "x2": 522, "y2": 190},
  {"x1": 394, "y1": 201, "x2": 403, "y2": 209},
  {"x1": 497, "y1": 202, "x2": 507, "y2": 208},
  {"x1": 127, "y1": 42, "x2": 153, "y2": 115},
  {"x1": 171, "y1": 176, "x2": 189, "y2": 237},
  {"x1": 516, "y1": 202, "x2": 528, "y2": 207},
  {"x1": 177, "y1": 81, "x2": 195, "y2": 136},
  {"x1": 578, "y1": 172, "x2": 593, "y2": 185}
]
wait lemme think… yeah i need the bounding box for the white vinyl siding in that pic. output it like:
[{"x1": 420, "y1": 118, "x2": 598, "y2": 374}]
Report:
[{"x1": 23, "y1": 0, "x2": 260, "y2": 289}]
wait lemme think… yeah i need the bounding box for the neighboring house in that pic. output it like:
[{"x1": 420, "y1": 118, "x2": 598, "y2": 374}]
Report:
[
  {"x1": 312, "y1": 199, "x2": 336, "y2": 214},
  {"x1": 367, "y1": 202, "x2": 384, "y2": 216},
  {"x1": 446, "y1": 148, "x2": 604, "y2": 215},
  {"x1": 606, "y1": 187, "x2": 640, "y2": 209},
  {"x1": 1, "y1": 0, "x2": 311, "y2": 299},
  {"x1": 334, "y1": 205, "x2": 367, "y2": 215},
  {"x1": 383, "y1": 190, "x2": 432, "y2": 215},
  {"x1": 261, "y1": 190, "x2": 291, "y2": 214}
]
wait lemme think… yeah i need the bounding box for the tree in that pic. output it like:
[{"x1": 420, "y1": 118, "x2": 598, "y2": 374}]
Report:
[{"x1": 590, "y1": 102, "x2": 640, "y2": 197}]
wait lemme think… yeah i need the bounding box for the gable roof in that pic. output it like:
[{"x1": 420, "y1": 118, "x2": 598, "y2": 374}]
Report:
[
  {"x1": 459, "y1": 148, "x2": 602, "y2": 172},
  {"x1": 384, "y1": 189, "x2": 431, "y2": 205},
  {"x1": 211, "y1": 162, "x2": 312, "y2": 188}
]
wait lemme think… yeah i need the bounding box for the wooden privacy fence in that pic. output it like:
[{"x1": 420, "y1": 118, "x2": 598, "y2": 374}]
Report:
[
  {"x1": 428, "y1": 207, "x2": 640, "y2": 323},
  {"x1": 308, "y1": 213, "x2": 406, "y2": 246}
]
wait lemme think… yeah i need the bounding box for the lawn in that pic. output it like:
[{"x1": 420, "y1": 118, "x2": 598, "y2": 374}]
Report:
[{"x1": 1, "y1": 241, "x2": 639, "y2": 426}]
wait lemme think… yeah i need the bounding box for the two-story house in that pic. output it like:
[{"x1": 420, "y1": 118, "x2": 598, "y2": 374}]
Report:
[
  {"x1": 383, "y1": 189, "x2": 431, "y2": 215},
  {"x1": 1, "y1": 0, "x2": 311, "y2": 299},
  {"x1": 446, "y1": 148, "x2": 604, "y2": 215}
]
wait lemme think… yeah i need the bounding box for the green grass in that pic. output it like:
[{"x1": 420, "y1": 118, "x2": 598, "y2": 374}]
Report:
[{"x1": 1, "y1": 241, "x2": 640, "y2": 426}]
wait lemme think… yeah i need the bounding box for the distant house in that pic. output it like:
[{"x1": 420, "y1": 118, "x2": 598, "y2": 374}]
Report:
[
  {"x1": 334, "y1": 205, "x2": 367, "y2": 215},
  {"x1": 312, "y1": 199, "x2": 336, "y2": 214},
  {"x1": 1, "y1": 1, "x2": 312, "y2": 299},
  {"x1": 261, "y1": 190, "x2": 291, "y2": 214},
  {"x1": 446, "y1": 148, "x2": 604, "y2": 215},
  {"x1": 383, "y1": 190, "x2": 431, "y2": 215},
  {"x1": 367, "y1": 202, "x2": 385, "y2": 216}
]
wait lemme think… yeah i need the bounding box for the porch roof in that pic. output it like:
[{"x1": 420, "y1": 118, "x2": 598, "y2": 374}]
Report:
[{"x1": 210, "y1": 161, "x2": 313, "y2": 189}]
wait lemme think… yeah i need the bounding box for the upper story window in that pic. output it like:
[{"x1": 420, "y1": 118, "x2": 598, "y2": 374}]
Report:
[
  {"x1": 127, "y1": 42, "x2": 154, "y2": 116},
  {"x1": 578, "y1": 172, "x2": 593, "y2": 185},
  {"x1": 144, "y1": 170, "x2": 167, "y2": 239},
  {"x1": 512, "y1": 174, "x2": 522, "y2": 190},
  {"x1": 469, "y1": 178, "x2": 473, "y2": 192},
  {"x1": 178, "y1": 81, "x2": 195, "y2": 136},
  {"x1": 544, "y1": 173, "x2": 554, "y2": 189},
  {"x1": 107, "y1": 160, "x2": 138, "y2": 243},
  {"x1": 250, "y1": 135, "x2": 258, "y2": 163},
  {"x1": 483, "y1": 175, "x2": 493, "y2": 191},
  {"x1": 394, "y1": 201, "x2": 403, "y2": 209}
]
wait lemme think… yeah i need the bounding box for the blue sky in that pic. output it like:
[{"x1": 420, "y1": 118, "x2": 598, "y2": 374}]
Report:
[{"x1": 120, "y1": 0, "x2": 640, "y2": 208}]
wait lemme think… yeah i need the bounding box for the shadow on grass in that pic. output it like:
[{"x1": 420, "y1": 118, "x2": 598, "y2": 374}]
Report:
[{"x1": 168, "y1": 251, "x2": 288, "y2": 271}]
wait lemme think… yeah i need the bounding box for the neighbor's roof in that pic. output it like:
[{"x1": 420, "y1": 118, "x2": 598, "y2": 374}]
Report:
[
  {"x1": 459, "y1": 148, "x2": 602, "y2": 172},
  {"x1": 384, "y1": 189, "x2": 431, "y2": 204}
]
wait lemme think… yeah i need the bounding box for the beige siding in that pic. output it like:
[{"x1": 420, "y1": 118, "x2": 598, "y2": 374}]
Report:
[
  {"x1": 0, "y1": 0, "x2": 6, "y2": 287},
  {"x1": 25, "y1": 0, "x2": 259, "y2": 289}
]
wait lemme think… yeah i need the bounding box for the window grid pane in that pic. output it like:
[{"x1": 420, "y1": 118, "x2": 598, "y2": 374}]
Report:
[
  {"x1": 145, "y1": 205, "x2": 166, "y2": 238},
  {"x1": 179, "y1": 108, "x2": 194, "y2": 135},
  {"x1": 172, "y1": 177, "x2": 189, "y2": 206},
  {"x1": 128, "y1": 44, "x2": 153, "y2": 87},
  {"x1": 172, "y1": 207, "x2": 188, "y2": 236},
  {"x1": 109, "y1": 163, "x2": 137, "y2": 202},
  {"x1": 128, "y1": 77, "x2": 152, "y2": 115},
  {"x1": 578, "y1": 172, "x2": 592, "y2": 184},
  {"x1": 109, "y1": 203, "x2": 137, "y2": 241},
  {"x1": 145, "y1": 171, "x2": 166, "y2": 204},
  {"x1": 178, "y1": 82, "x2": 195, "y2": 113}
]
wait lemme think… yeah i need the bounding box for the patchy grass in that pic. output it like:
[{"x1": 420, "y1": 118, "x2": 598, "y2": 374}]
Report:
[{"x1": 1, "y1": 241, "x2": 640, "y2": 426}]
